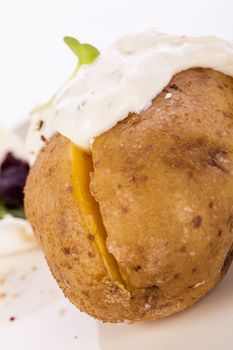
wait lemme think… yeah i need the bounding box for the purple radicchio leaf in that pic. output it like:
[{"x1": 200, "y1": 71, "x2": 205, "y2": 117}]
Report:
[{"x1": 0, "y1": 153, "x2": 29, "y2": 208}]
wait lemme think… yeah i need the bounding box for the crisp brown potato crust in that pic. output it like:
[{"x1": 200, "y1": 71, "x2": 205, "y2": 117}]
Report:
[{"x1": 25, "y1": 68, "x2": 233, "y2": 322}]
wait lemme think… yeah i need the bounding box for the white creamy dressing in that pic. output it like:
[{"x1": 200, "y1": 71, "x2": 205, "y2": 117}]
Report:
[
  {"x1": 26, "y1": 30, "x2": 233, "y2": 164},
  {"x1": 0, "y1": 216, "x2": 36, "y2": 257},
  {"x1": 0, "y1": 127, "x2": 37, "y2": 257},
  {"x1": 0, "y1": 126, "x2": 28, "y2": 164}
]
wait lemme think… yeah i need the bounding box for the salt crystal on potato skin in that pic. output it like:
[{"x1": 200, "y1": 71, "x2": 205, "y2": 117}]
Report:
[{"x1": 25, "y1": 68, "x2": 233, "y2": 323}]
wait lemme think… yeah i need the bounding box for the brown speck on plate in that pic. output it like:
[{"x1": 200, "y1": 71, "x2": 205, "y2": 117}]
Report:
[
  {"x1": 12, "y1": 293, "x2": 19, "y2": 299},
  {"x1": 0, "y1": 292, "x2": 6, "y2": 299},
  {"x1": 59, "y1": 308, "x2": 67, "y2": 316}
]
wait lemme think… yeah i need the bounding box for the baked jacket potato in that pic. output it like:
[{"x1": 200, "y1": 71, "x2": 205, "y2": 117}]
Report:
[{"x1": 25, "y1": 68, "x2": 233, "y2": 322}]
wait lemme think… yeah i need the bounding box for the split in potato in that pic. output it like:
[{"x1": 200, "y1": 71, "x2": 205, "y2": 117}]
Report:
[{"x1": 71, "y1": 144, "x2": 126, "y2": 286}]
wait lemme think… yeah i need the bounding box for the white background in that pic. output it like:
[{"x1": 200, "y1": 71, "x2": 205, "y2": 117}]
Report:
[
  {"x1": 0, "y1": 0, "x2": 232, "y2": 129},
  {"x1": 0, "y1": 2, "x2": 233, "y2": 349}
]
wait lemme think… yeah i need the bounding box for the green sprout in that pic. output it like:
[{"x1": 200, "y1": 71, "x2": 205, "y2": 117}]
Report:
[
  {"x1": 64, "y1": 36, "x2": 100, "y2": 77},
  {"x1": 33, "y1": 36, "x2": 100, "y2": 114}
]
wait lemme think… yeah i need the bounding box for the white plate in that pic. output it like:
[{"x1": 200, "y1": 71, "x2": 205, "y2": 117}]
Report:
[{"x1": 0, "y1": 123, "x2": 233, "y2": 350}]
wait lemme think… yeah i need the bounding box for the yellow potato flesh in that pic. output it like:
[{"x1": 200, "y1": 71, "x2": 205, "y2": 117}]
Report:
[{"x1": 70, "y1": 143, "x2": 125, "y2": 286}]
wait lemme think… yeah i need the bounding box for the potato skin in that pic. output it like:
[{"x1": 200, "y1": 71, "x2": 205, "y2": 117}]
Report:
[{"x1": 25, "y1": 68, "x2": 233, "y2": 322}]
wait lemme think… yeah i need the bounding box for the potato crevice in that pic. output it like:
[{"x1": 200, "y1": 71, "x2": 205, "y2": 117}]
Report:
[{"x1": 70, "y1": 143, "x2": 129, "y2": 289}]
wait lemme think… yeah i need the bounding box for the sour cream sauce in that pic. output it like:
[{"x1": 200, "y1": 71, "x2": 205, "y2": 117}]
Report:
[
  {"x1": 0, "y1": 127, "x2": 36, "y2": 257},
  {"x1": 27, "y1": 30, "x2": 233, "y2": 164}
]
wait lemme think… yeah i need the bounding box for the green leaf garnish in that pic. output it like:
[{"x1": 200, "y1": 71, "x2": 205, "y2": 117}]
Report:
[
  {"x1": 64, "y1": 36, "x2": 100, "y2": 66},
  {"x1": 7, "y1": 207, "x2": 25, "y2": 219},
  {"x1": 0, "y1": 201, "x2": 25, "y2": 220},
  {"x1": 64, "y1": 36, "x2": 100, "y2": 77},
  {"x1": 0, "y1": 201, "x2": 7, "y2": 219},
  {"x1": 32, "y1": 36, "x2": 100, "y2": 114}
]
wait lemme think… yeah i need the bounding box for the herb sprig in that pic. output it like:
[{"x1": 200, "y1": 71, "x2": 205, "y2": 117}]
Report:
[
  {"x1": 64, "y1": 36, "x2": 100, "y2": 77},
  {"x1": 33, "y1": 36, "x2": 100, "y2": 114}
]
